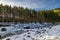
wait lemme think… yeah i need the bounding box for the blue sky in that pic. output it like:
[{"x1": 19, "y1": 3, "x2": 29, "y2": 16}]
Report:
[{"x1": 0, "y1": 0, "x2": 60, "y2": 10}]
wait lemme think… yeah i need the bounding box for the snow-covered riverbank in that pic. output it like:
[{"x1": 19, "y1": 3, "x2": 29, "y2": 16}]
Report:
[{"x1": 1, "y1": 25, "x2": 60, "y2": 40}]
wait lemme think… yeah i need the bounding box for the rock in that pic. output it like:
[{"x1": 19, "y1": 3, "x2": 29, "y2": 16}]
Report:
[
  {"x1": 27, "y1": 35, "x2": 30, "y2": 37},
  {"x1": 0, "y1": 35, "x2": 1, "y2": 39},
  {"x1": 6, "y1": 38, "x2": 10, "y2": 40},
  {"x1": 1, "y1": 28, "x2": 7, "y2": 31},
  {"x1": 23, "y1": 38, "x2": 25, "y2": 40}
]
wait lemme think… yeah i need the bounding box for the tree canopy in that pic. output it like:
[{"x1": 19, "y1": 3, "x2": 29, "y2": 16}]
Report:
[{"x1": 0, "y1": 4, "x2": 60, "y2": 23}]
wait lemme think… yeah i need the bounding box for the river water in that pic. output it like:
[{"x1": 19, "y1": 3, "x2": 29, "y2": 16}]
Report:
[{"x1": 0, "y1": 22, "x2": 60, "y2": 40}]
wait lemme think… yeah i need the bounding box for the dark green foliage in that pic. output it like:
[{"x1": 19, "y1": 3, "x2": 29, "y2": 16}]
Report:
[{"x1": 0, "y1": 4, "x2": 60, "y2": 23}]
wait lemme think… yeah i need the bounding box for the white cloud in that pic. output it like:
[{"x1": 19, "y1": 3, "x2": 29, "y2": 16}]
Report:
[
  {"x1": 0, "y1": 0, "x2": 60, "y2": 10},
  {"x1": 0, "y1": 0, "x2": 45, "y2": 8}
]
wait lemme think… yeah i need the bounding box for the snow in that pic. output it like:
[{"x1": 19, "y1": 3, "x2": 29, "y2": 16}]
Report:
[{"x1": 1, "y1": 25, "x2": 60, "y2": 40}]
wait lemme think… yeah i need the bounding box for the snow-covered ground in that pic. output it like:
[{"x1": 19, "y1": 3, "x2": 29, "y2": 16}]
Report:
[{"x1": 1, "y1": 25, "x2": 60, "y2": 40}]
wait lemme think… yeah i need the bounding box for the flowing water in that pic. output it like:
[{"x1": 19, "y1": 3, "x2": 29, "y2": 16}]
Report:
[{"x1": 0, "y1": 22, "x2": 60, "y2": 40}]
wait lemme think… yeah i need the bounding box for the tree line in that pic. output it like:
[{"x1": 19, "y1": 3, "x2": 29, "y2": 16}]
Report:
[{"x1": 0, "y1": 4, "x2": 60, "y2": 23}]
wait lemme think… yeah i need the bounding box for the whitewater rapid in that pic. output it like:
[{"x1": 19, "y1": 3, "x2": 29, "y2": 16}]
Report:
[{"x1": 2, "y1": 25, "x2": 60, "y2": 40}]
